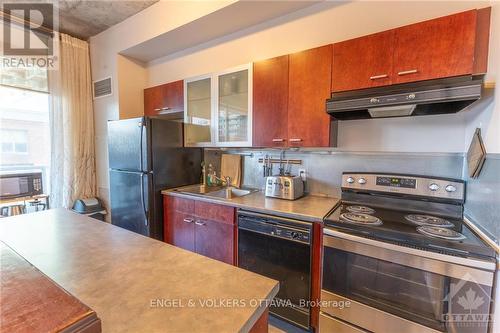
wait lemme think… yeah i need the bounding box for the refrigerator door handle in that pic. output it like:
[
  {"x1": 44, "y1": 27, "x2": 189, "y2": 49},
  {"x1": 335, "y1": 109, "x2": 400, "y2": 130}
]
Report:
[
  {"x1": 140, "y1": 173, "x2": 148, "y2": 226},
  {"x1": 139, "y1": 117, "x2": 144, "y2": 172}
]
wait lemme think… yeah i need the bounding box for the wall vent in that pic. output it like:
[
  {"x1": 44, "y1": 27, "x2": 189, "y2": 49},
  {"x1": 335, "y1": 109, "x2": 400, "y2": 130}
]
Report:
[{"x1": 93, "y1": 77, "x2": 112, "y2": 99}]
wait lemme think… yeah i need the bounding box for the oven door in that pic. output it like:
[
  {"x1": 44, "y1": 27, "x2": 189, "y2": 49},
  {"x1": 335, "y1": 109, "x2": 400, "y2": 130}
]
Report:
[{"x1": 321, "y1": 229, "x2": 495, "y2": 333}]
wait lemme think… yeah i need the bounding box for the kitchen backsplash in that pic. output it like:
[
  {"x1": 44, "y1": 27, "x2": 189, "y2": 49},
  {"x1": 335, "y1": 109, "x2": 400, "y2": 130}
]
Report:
[
  {"x1": 464, "y1": 154, "x2": 500, "y2": 244},
  {"x1": 207, "y1": 148, "x2": 499, "y2": 243},
  {"x1": 205, "y1": 149, "x2": 464, "y2": 197}
]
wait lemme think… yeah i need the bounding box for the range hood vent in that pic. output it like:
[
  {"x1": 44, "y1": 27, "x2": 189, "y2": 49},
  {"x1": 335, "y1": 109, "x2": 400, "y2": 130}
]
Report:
[{"x1": 326, "y1": 76, "x2": 484, "y2": 120}]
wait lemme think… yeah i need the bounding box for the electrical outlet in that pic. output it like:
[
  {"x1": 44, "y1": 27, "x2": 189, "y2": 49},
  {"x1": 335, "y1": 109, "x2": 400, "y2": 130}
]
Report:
[{"x1": 298, "y1": 169, "x2": 306, "y2": 182}]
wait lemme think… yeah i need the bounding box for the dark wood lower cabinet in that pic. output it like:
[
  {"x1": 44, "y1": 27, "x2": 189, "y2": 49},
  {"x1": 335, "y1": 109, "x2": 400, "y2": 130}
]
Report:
[
  {"x1": 164, "y1": 195, "x2": 235, "y2": 265},
  {"x1": 194, "y1": 218, "x2": 234, "y2": 264},
  {"x1": 1, "y1": 242, "x2": 102, "y2": 333},
  {"x1": 168, "y1": 211, "x2": 195, "y2": 252},
  {"x1": 164, "y1": 195, "x2": 323, "y2": 330}
]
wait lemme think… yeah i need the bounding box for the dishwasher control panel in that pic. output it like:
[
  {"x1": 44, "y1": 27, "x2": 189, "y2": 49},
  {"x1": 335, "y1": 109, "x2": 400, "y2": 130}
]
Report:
[{"x1": 238, "y1": 211, "x2": 312, "y2": 244}]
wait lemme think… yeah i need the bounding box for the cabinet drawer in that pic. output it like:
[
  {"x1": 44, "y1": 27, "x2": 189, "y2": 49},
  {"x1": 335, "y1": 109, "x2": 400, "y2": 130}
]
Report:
[
  {"x1": 166, "y1": 196, "x2": 194, "y2": 213},
  {"x1": 319, "y1": 313, "x2": 368, "y2": 333},
  {"x1": 195, "y1": 201, "x2": 235, "y2": 225}
]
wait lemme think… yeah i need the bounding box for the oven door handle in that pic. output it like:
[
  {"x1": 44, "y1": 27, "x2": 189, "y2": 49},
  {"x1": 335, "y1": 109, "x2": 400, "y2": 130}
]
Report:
[{"x1": 323, "y1": 228, "x2": 495, "y2": 286}]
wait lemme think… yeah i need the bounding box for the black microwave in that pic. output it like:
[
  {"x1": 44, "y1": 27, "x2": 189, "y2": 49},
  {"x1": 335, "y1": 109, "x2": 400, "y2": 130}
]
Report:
[{"x1": 0, "y1": 172, "x2": 43, "y2": 199}]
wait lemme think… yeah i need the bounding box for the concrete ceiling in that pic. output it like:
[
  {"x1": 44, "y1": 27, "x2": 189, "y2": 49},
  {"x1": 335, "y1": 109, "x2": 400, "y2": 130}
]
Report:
[
  {"x1": 1, "y1": 0, "x2": 159, "y2": 40},
  {"x1": 121, "y1": 0, "x2": 324, "y2": 63}
]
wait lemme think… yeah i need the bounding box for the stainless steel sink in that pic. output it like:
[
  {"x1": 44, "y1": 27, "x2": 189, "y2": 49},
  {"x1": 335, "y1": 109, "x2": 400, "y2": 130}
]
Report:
[
  {"x1": 174, "y1": 185, "x2": 257, "y2": 200},
  {"x1": 204, "y1": 188, "x2": 255, "y2": 199}
]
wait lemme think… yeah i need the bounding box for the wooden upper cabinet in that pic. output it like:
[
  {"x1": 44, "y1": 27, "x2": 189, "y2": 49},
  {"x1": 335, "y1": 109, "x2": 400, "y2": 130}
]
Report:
[
  {"x1": 288, "y1": 45, "x2": 332, "y2": 147},
  {"x1": 332, "y1": 30, "x2": 395, "y2": 92},
  {"x1": 332, "y1": 8, "x2": 491, "y2": 91},
  {"x1": 393, "y1": 10, "x2": 478, "y2": 84},
  {"x1": 144, "y1": 86, "x2": 163, "y2": 116},
  {"x1": 144, "y1": 80, "x2": 184, "y2": 116},
  {"x1": 252, "y1": 55, "x2": 289, "y2": 147}
]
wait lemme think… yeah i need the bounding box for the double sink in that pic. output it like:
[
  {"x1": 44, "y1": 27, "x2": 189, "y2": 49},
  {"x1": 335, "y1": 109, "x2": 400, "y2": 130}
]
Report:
[{"x1": 174, "y1": 184, "x2": 258, "y2": 200}]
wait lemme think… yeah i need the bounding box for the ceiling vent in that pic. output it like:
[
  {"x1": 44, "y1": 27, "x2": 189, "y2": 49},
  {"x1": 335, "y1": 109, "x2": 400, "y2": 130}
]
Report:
[{"x1": 93, "y1": 77, "x2": 112, "y2": 99}]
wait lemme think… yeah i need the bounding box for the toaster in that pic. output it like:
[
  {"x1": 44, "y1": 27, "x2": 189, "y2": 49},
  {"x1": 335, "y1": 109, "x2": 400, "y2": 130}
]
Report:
[{"x1": 265, "y1": 176, "x2": 304, "y2": 200}]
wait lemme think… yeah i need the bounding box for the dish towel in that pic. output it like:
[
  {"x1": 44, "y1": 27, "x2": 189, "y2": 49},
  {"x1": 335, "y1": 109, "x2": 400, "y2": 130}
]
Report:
[{"x1": 221, "y1": 154, "x2": 242, "y2": 188}]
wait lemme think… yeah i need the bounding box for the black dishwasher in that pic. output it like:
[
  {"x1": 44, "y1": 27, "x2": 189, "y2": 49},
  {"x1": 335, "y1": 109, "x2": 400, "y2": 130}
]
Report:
[{"x1": 238, "y1": 210, "x2": 312, "y2": 330}]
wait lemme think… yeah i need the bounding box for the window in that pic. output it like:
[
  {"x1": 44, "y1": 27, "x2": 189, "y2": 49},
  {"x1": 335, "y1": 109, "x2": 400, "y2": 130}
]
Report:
[
  {"x1": 0, "y1": 79, "x2": 50, "y2": 193},
  {"x1": 1, "y1": 130, "x2": 28, "y2": 153},
  {"x1": 1, "y1": 66, "x2": 48, "y2": 92}
]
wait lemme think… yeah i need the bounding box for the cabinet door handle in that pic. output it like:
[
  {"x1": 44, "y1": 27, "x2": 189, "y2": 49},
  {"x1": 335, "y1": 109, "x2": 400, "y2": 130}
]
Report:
[
  {"x1": 289, "y1": 138, "x2": 302, "y2": 142},
  {"x1": 272, "y1": 138, "x2": 285, "y2": 142},
  {"x1": 369, "y1": 74, "x2": 388, "y2": 80},
  {"x1": 397, "y1": 69, "x2": 418, "y2": 76},
  {"x1": 161, "y1": 107, "x2": 171, "y2": 110},
  {"x1": 183, "y1": 218, "x2": 194, "y2": 223},
  {"x1": 195, "y1": 220, "x2": 206, "y2": 226},
  {"x1": 154, "y1": 108, "x2": 162, "y2": 112}
]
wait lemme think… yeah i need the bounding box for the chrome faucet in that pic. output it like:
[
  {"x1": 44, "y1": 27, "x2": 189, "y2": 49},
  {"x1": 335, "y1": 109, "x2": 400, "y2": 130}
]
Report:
[{"x1": 212, "y1": 175, "x2": 232, "y2": 187}]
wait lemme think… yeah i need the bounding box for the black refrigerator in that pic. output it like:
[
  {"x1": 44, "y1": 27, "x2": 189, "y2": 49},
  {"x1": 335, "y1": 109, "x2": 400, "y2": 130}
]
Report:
[{"x1": 108, "y1": 116, "x2": 202, "y2": 240}]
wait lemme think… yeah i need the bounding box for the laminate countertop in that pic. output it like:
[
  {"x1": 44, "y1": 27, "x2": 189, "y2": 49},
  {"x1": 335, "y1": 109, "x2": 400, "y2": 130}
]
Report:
[
  {"x1": 162, "y1": 186, "x2": 339, "y2": 223},
  {"x1": 0, "y1": 209, "x2": 279, "y2": 333}
]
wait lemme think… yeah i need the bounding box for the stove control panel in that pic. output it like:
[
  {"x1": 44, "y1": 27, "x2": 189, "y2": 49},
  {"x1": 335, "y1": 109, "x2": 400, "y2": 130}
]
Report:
[{"x1": 342, "y1": 173, "x2": 465, "y2": 202}]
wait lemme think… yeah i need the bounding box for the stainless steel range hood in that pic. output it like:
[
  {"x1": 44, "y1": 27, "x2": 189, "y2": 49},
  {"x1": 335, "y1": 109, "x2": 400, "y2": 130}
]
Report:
[{"x1": 326, "y1": 76, "x2": 484, "y2": 120}]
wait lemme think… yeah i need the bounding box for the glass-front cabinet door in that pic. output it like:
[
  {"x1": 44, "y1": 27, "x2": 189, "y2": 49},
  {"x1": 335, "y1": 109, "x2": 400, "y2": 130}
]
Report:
[
  {"x1": 216, "y1": 65, "x2": 252, "y2": 146},
  {"x1": 184, "y1": 64, "x2": 252, "y2": 147},
  {"x1": 184, "y1": 76, "x2": 213, "y2": 146}
]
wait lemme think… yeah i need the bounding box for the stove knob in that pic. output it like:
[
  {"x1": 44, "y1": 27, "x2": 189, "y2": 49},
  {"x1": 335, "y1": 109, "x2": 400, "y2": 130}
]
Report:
[
  {"x1": 291, "y1": 232, "x2": 300, "y2": 240},
  {"x1": 445, "y1": 185, "x2": 457, "y2": 193},
  {"x1": 358, "y1": 178, "x2": 367, "y2": 185},
  {"x1": 346, "y1": 177, "x2": 355, "y2": 184},
  {"x1": 429, "y1": 183, "x2": 440, "y2": 191}
]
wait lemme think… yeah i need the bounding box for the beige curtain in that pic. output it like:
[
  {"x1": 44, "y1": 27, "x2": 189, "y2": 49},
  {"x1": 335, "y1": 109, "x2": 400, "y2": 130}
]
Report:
[{"x1": 49, "y1": 33, "x2": 96, "y2": 208}]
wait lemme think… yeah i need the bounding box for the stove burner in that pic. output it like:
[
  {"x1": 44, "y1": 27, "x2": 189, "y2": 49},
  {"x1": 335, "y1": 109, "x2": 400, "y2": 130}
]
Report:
[
  {"x1": 340, "y1": 213, "x2": 382, "y2": 226},
  {"x1": 416, "y1": 226, "x2": 466, "y2": 241},
  {"x1": 346, "y1": 205, "x2": 375, "y2": 214},
  {"x1": 405, "y1": 214, "x2": 454, "y2": 228}
]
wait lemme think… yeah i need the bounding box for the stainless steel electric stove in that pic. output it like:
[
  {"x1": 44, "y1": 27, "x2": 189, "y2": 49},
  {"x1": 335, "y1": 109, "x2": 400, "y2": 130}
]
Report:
[{"x1": 320, "y1": 172, "x2": 496, "y2": 333}]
